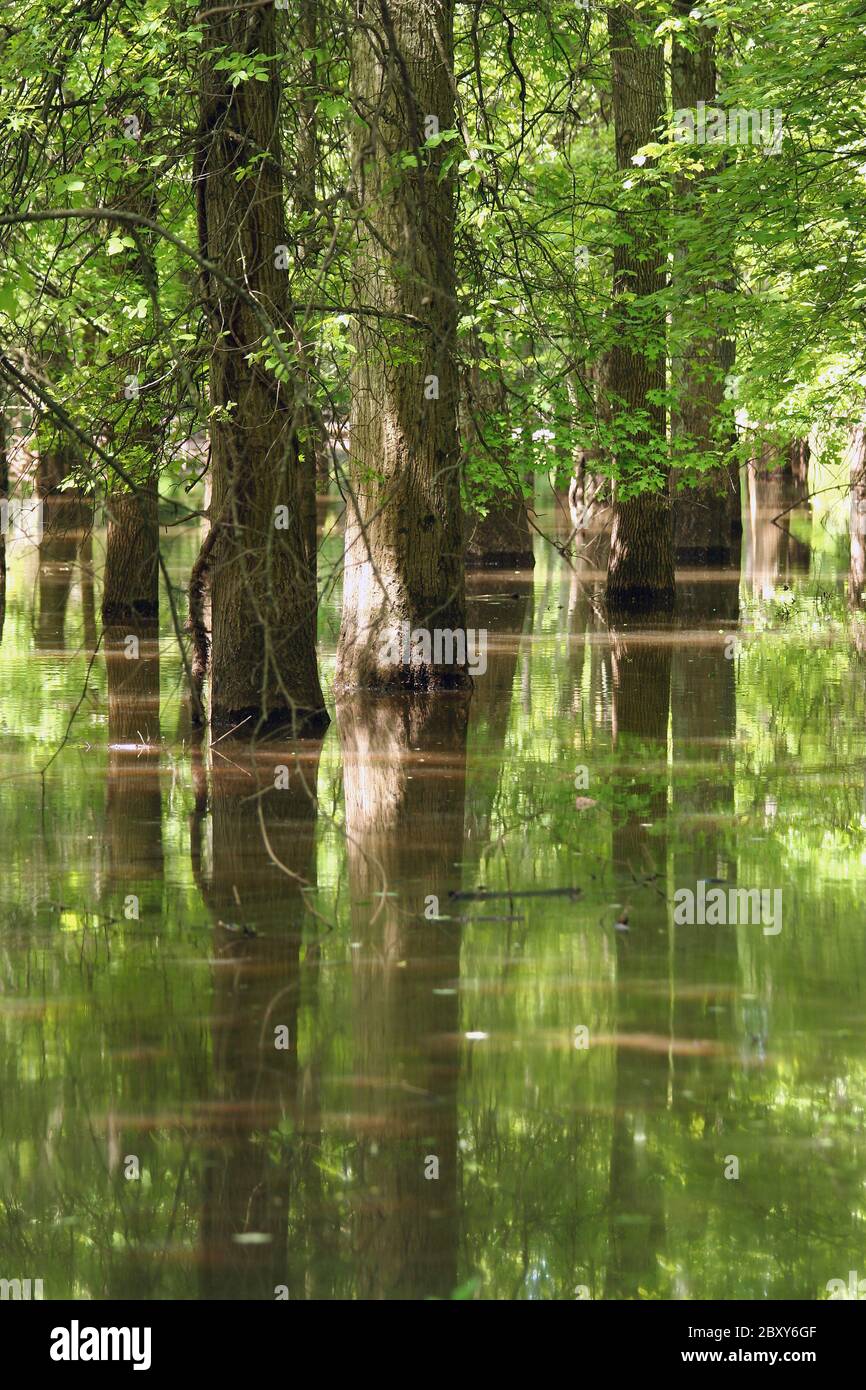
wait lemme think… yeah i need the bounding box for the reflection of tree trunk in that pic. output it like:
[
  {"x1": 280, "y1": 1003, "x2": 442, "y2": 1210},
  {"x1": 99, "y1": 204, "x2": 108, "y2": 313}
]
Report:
[
  {"x1": 192, "y1": 739, "x2": 324, "y2": 1299},
  {"x1": 104, "y1": 621, "x2": 163, "y2": 887},
  {"x1": 668, "y1": 585, "x2": 740, "y2": 1283},
  {"x1": 848, "y1": 421, "x2": 866, "y2": 605},
  {"x1": 36, "y1": 534, "x2": 76, "y2": 650},
  {"x1": 78, "y1": 525, "x2": 97, "y2": 650},
  {"x1": 337, "y1": 1, "x2": 468, "y2": 691},
  {"x1": 35, "y1": 496, "x2": 94, "y2": 648},
  {"x1": 339, "y1": 697, "x2": 467, "y2": 1299},
  {"x1": 102, "y1": 489, "x2": 159, "y2": 622},
  {"x1": 605, "y1": 629, "x2": 670, "y2": 1298},
  {"x1": 747, "y1": 472, "x2": 810, "y2": 592},
  {"x1": 605, "y1": 4, "x2": 674, "y2": 613},
  {"x1": 464, "y1": 576, "x2": 533, "y2": 870}
]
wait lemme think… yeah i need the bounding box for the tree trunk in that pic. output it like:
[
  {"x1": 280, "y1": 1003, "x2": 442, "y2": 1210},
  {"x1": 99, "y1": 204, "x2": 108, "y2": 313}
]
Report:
[
  {"x1": 605, "y1": 4, "x2": 674, "y2": 612},
  {"x1": 670, "y1": 6, "x2": 735, "y2": 566},
  {"x1": 102, "y1": 489, "x2": 159, "y2": 622},
  {"x1": 100, "y1": 101, "x2": 162, "y2": 627},
  {"x1": 197, "y1": 0, "x2": 326, "y2": 733},
  {"x1": 789, "y1": 437, "x2": 810, "y2": 500},
  {"x1": 336, "y1": 0, "x2": 468, "y2": 691}
]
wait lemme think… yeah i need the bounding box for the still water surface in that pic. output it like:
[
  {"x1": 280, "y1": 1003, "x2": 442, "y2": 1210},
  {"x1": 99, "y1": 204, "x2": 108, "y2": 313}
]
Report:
[{"x1": 1, "y1": 496, "x2": 864, "y2": 1299}]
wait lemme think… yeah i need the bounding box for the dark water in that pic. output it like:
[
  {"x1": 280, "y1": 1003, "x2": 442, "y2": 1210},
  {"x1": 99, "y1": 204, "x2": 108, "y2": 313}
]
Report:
[{"x1": 1, "y1": 494, "x2": 865, "y2": 1300}]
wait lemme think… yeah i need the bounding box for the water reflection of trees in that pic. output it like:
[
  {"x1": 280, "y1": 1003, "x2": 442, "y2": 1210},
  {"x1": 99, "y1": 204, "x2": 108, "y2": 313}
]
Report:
[
  {"x1": 339, "y1": 697, "x2": 468, "y2": 1299},
  {"x1": 191, "y1": 739, "x2": 324, "y2": 1299}
]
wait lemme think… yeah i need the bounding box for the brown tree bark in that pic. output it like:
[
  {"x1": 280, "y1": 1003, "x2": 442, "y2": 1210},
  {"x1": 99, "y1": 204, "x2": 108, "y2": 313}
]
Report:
[
  {"x1": 100, "y1": 102, "x2": 162, "y2": 627},
  {"x1": 336, "y1": 0, "x2": 468, "y2": 691},
  {"x1": 670, "y1": 6, "x2": 736, "y2": 566},
  {"x1": 605, "y1": 3, "x2": 675, "y2": 612},
  {"x1": 197, "y1": 0, "x2": 326, "y2": 733},
  {"x1": 102, "y1": 489, "x2": 159, "y2": 622}
]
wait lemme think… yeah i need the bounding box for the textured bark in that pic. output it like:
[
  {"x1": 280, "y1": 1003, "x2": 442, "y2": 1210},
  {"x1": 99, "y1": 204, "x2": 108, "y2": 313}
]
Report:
[
  {"x1": 605, "y1": 4, "x2": 675, "y2": 611},
  {"x1": 198, "y1": 0, "x2": 326, "y2": 732},
  {"x1": 670, "y1": 8, "x2": 735, "y2": 566},
  {"x1": 462, "y1": 350, "x2": 534, "y2": 568},
  {"x1": 339, "y1": 697, "x2": 466, "y2": 1297},
  {"x1": 102, "y1": 488, "x2": 159, "y2": 622},
  {"x1": 336, "y1": 0, "x2": 468, "y2": 691}
]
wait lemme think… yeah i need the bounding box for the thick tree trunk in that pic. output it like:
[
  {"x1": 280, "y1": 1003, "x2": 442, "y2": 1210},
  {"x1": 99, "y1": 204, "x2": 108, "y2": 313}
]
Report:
[
  {"x1": 670, "y1": 8, "x2": 735, "y2": 566},
  {"x1": 102, "y1": 488, "x2": 159, "y2": 622},
  {"x1": 336, "y1": 0, "x2": 468, "y2": 691},
  {"x1": 197, "y1": 0, "x2": 326, "y2": 733},
  {"x1": 605, "y1": 4, "x2": 674, "y2": 612}
]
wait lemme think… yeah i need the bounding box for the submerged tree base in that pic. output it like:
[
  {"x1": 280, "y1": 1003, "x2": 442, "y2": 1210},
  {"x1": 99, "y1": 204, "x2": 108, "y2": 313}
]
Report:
[
  {"x1": 606, "y1": 585, "x2": 676, "y2": 615},
  {"x1": 209, "y1": 703, "x2": 331, "y2": 739},
  {"x1": 334, "y1": 666, "x2": 474, "y2": 697},
  {"x1": 675, "y1": 544, "x2": 734, "y2": 568},
  {"x1": 465, "y1": 549, "x2": 535, "y2": 571}
]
